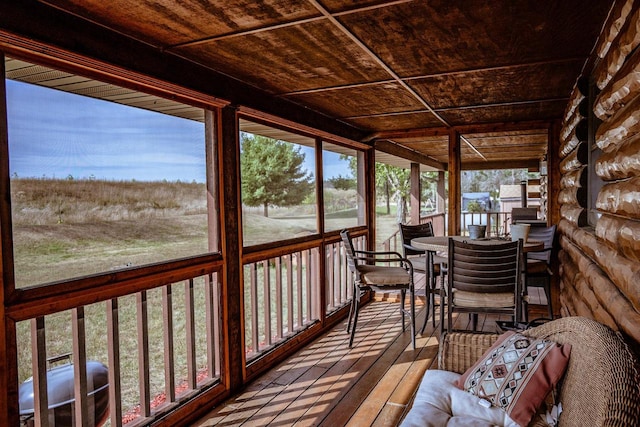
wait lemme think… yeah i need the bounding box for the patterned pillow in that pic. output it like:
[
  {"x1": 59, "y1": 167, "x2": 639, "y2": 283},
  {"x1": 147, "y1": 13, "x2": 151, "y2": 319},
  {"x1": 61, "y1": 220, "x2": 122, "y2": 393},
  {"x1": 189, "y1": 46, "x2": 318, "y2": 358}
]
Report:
[{"x1": 455, "y1": 331, "x2": 571, "y2": 427}]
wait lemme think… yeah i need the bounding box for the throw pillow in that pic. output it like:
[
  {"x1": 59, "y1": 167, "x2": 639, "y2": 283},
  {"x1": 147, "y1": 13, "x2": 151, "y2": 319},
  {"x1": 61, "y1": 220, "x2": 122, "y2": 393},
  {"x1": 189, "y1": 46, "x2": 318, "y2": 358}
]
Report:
[{"x1": 455, "y1": 331, "x2": 571, "y2": 427}]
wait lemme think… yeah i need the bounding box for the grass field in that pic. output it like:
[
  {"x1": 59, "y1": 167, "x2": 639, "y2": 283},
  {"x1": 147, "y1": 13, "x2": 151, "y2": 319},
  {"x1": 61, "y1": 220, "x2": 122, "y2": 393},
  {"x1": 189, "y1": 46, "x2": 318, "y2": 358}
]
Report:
[{"x1": 10, "y1": 177, "x2": 400, "y2": 417}]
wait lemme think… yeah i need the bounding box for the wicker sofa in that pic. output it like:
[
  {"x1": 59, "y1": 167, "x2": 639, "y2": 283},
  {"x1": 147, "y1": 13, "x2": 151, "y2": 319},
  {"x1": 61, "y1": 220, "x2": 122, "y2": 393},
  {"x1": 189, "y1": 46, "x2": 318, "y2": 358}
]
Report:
[{"x1": 402, "y1": 317, "x2": 640, "y2": 426}]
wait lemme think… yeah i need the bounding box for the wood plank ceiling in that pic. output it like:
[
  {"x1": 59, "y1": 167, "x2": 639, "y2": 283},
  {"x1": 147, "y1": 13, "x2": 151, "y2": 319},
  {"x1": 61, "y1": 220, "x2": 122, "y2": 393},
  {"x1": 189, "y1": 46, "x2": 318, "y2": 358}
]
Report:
[{"x1": 31, "y1": 0, "x2": 614, "y2": 170}]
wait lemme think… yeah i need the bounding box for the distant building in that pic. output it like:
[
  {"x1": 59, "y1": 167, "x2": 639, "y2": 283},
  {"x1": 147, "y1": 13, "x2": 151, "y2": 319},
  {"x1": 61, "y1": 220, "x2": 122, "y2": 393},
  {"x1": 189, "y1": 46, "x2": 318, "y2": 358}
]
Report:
[{"x1": 499, "y1": 184, "x2": 540, "y2": 214}]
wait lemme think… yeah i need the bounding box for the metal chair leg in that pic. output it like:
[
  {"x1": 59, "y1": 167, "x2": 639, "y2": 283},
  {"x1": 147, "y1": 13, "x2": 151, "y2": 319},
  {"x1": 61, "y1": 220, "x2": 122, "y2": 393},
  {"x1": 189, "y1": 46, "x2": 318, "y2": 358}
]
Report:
[
  {"x1": 348, "y1": 293, "x2": 360, "y2": 348},
  {"x1": 410, "y1": 285, "x2": 416, "y2": 349},
  {"x1": 346, "y1": 284, "x2": 357, "y2": 333}
]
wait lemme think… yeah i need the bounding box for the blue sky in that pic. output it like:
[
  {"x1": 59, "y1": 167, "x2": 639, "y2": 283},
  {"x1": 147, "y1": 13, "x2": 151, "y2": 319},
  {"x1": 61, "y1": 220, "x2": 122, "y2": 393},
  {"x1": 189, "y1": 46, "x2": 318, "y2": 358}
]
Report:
[{"x1": 6, "y1": 79, "x2": 349, "y2": 183}]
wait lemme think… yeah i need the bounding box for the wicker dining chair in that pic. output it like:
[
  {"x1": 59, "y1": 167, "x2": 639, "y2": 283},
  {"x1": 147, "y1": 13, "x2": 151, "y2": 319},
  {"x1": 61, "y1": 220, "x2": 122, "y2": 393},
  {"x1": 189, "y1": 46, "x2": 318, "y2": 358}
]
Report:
[
  {"x1": 442, "y1": 238, "x2": 523, "y2": 333},
  {"x1": 340, "y1": 229, "x2": 416, "y2": 349},
  {"x1": 398, "y1": 222, "x2": 447, "y2": 333}
]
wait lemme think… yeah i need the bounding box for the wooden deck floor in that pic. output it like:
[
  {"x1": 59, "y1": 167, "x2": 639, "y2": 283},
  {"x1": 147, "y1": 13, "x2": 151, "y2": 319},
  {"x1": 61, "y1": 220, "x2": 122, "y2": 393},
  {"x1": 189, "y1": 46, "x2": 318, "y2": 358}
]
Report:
[{"x1": 196, "y1": 276, "x2": 550, "y2": 427}]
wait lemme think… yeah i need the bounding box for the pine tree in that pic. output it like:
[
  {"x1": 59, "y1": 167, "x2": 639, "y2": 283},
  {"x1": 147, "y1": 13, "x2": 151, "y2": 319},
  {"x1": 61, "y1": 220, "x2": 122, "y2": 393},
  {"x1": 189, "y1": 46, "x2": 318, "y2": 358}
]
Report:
[{"x1": 240, "y1": 134, "x2": 314, "y2": 217}]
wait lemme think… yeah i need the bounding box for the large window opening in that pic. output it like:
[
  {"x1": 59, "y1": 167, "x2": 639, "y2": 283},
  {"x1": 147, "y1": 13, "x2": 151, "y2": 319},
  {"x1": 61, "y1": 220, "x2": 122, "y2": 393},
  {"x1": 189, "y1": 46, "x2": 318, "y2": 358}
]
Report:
[
  {"x1": 239, "y1": 119, "x2": 317, "y2": 247},
  {"x1": 5, "y1": 57, "x2": 217, "y2": 289},
  {"x1": 322, "y1": 143, "x2": 365, "y2": 232}
]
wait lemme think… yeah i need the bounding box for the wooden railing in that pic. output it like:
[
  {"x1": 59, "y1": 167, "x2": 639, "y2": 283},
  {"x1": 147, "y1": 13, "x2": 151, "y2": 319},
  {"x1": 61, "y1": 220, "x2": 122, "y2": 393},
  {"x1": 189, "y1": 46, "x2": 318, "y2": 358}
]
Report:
[
  {"x1": 244, "y1": 247, "x2": 321, "y2": 359},
  {"x1": 18, "y1": 229, "x2": 369, "y2": 426},
  {"x1": 381, "y1": 212, "x2": 446, "y2": 253},
  {"x1": 23, "y1": 267, "x2": 223, "y2": 427}
]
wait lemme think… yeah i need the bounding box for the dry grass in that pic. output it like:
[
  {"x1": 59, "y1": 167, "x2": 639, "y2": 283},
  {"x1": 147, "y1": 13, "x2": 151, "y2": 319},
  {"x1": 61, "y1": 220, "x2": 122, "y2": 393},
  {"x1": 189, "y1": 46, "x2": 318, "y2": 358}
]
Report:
[{"x1": 11, "y1": 178, "x2": 400, "y2": 420}]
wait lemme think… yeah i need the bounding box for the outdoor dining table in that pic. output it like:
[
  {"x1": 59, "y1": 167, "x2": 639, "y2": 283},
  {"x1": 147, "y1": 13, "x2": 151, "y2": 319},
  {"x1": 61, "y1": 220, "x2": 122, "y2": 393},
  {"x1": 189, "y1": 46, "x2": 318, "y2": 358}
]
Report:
[{"x1": 410, "y1": 235, "x2": 544, "y2": 254}]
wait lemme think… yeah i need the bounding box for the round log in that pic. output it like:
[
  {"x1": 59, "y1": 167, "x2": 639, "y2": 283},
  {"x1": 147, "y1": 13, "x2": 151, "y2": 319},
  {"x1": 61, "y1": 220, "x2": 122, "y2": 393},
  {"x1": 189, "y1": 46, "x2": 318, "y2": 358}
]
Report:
[
  {"x1": 560, "y1": 125, "x2": 580, "y2": 158},
  {"x1": 596, "y1": 177, "x2": 640, "y2": 218},
  {"x1": 558, "y1": 186, "x2": 587, "y2": 207},
  {"x1": 596, "y1": 213, "x2": 640, "y2": 263},
  {"x1": 562, "y1": 222, "x2": 640, "y2": 312},
  {"x1": 595, "y1": 131, "x2": 640, "y2": 180},
  {"x1": 560, "y1": 166, "x2": 587, "y2": 190},
  {"x1": 595, "y1": 5, "x2": 640, "y2": 90},
  {"x1": 561, "y1": 235, "x2": 640, "y2": 342},
  {"x1": 594, "y1": 48, "x2": 640, "y2": 120},
  {"x1": 595, "y1": 0, "x2": 634, "y2": 59},
  {"x1": 560, "y1": 204, "x2": 587, "y2": 227},
  {"x1": 563, "y1": 86, "x2": 585, "y2": 123},
  {"x1": 559, "y1": 142, "x2": 587, "y2": 173},
  {"x1": 561, "y1": 109, "x2": 582, "y2": 142},
  {"x1": 596, "y1": 91, "x2": 640, "y2": 152}
]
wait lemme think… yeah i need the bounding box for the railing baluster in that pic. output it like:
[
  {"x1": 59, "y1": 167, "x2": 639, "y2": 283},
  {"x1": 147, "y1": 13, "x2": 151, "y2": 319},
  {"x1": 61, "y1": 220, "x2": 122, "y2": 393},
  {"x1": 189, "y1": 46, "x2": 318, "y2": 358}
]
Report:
[
  {"x1": 313, "y1": 248, "x2": 321, "y2": 320},
  {"x1": 205, "y1": 273, "x2": 220, "y2": 377},
  {"x1": 185, "y1": 279, "x2": 197, "y2": 390},
  {"x1": 137, "y1": 290, "x2": 151, "y2": 418},
  {"x1": 296, "y1": 253, "x2": 303, "y2": 327},
  {"x1": 304, "y1": 249, "x2": 313, "y2": 320},
  {"x1": 163, "y1": 285, "x2": 176, "y2": 402},
  {"x1": 286, "y1": 255, "x2": 294, "y2": 334},
  {"x1": 275, "y1": 256, "x2": 283, "y2": 340},
  {"x1": 327, "y1": 243, "x2": 335, "y2": 310},
  {"x1": 250, "y1": 263, "x2": 259, "y2": 354},
  {"x1": 31, "y1": 316, "x2": 49, "y2": 427},
  {"x1": 72, "y1": 306, "x2": 89, "y2": 426},
  {"x1": 262, "y1": 260, "x2": 271, "y2": 347},
  {"x1": 106, "y1": 299, "x2": 123, "y2": 427}
]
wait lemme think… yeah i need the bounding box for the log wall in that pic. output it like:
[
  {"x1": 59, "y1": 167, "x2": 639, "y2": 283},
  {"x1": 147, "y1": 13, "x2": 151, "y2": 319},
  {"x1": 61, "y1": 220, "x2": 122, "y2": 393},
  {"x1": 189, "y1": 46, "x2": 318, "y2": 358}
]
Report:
[{"x1": 558, "y1": 0, "x2": 640, "y2": 347}]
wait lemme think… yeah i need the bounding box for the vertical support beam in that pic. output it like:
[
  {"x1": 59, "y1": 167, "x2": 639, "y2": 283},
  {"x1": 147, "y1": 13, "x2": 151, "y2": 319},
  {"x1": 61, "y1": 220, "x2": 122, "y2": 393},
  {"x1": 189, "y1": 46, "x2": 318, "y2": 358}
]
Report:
[
  {"x1": 315, "y1": 138, "x2": 327, "y2": 324},
  {"x1": 448, "y1": 129, "x2": 462, "y2": 236},
  {"x1": 410, "y1": 162, "x2": 420, "y2": 224},
  {"x1": 219, "y1": 106, "x2": 244, "y2": 392},
  {"x1": 548, "y1": 119, "x2": 562, "y2": 317},
  {"x1": 205, "y1": 110, "x2": 219, "y2": 253},
  {"x1": 357, "y1": 151, "x2": 367, "y2": 226},
  {"x1": 0, "y1": 52, "x2": 19, "y2": 427},
  {"x1": 437, "y1": 171, "x2": 445, "y2": 214},
  {"x1": 315, "y1": 138, "x2": 325, "y2": 235},
  {"x1": 365, "y1": 149, "x2": 376, "y2": 250},
  {"x1": 548, "y1": 120, "x2": 561, "y2": 227}
]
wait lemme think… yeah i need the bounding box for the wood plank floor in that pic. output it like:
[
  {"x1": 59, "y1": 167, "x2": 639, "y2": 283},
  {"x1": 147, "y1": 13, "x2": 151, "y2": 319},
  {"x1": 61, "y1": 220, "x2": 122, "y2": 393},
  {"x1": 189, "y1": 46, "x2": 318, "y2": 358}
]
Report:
[{"x1": 196, "y1": 275, "x2": 550, "y2": 427}]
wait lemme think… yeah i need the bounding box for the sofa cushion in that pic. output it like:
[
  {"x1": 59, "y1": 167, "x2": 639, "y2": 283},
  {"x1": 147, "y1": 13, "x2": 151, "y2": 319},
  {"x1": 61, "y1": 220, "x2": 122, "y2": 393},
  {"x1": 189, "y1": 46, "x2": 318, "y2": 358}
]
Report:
[
  {"x1": 400, "y1": 370, "x2": 519, "y2": 427},
  {"x1": 456, "y1": 331, "x2": 571, "y2": 427}
]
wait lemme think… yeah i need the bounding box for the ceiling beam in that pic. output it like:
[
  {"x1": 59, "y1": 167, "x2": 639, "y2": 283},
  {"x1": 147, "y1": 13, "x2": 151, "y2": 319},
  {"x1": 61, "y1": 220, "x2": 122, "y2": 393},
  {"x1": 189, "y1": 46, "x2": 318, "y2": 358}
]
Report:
[
  {"x1": 375, "y1": 140, "x2": 446, "y2": 170},
  {"x1": 462, "y1": 159, "x2": 540, "y2": 171},
  {"x1": 305, "y1": 0, "x2": 450, "y2": 128},
  {"x1": 366, "y1": 119, "x2": 553, "y2": 141}
]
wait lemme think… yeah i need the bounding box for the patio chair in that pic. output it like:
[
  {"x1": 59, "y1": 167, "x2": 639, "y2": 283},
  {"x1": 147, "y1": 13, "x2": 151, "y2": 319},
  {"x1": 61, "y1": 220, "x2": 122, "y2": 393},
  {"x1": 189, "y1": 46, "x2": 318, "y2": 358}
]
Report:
[
  {"x1": 442, "y1": 238, "x2": 523, "y2": 333},
  {"x1": 340, "y1": 229, "x2": 416, "y2": 349},
  {"x1": 524, "y1": 224, "x2": 557, "y2": 319},
  {"x1": 398, "y1": 222, "x2": 447, "y2": 333}
]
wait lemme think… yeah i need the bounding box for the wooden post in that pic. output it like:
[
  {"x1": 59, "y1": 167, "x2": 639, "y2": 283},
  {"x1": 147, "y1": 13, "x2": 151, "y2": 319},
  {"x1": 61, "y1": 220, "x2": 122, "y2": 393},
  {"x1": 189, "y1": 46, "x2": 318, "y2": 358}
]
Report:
[
  {"x1": 548, "y1": 119, "x2": 562, "y2": 317},
  {"x1": 0, "y1": 52, "x2": 19, "y2": 427},
  {"x1": 365, "y1": 148, "x2": 376, "y2": 250},
  {"x1": 437, "y1": 171, "x2": 445, "y2": 214},
  {"x1": 548, "y1": 120, "x2": 562, "y2": 227},
  {"x1": 205, "y1": 110, "x2": 219, "y2": 253},
  {"x1": 448, "y1": 129, "x2": 462, "y2": 235},
  {"x1": 410, "y1": 162, "x2": 420, "y2": 224},
  {"x1": 357, "y1": 150, "x2": 367, "y2": 226},
  {"x1": 219, "y1": 106, "x2": 245, "y2": 392}
]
